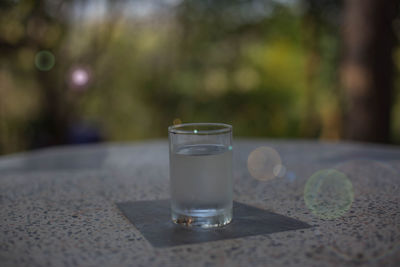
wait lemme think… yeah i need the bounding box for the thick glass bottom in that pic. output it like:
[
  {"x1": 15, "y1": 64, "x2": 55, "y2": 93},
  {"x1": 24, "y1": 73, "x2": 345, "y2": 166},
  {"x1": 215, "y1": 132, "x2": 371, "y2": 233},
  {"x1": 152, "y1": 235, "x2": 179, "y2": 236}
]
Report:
[{"x1": 171, "y1": 208, "x2": 232, "y2": 228}]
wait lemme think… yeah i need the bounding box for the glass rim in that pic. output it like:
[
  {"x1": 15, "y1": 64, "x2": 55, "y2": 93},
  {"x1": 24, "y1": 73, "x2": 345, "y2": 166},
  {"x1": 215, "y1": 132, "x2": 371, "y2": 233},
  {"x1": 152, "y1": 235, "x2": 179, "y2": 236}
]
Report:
[{"x1": 168, "y1": 123, "x2": 232, "y2": 135}]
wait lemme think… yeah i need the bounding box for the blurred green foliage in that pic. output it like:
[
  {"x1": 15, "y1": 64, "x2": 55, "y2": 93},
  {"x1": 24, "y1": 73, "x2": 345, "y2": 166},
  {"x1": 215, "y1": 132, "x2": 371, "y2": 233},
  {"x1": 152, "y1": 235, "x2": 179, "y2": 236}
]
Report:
[{"x1": 0, "y1": 0, "x2": 399, "y2": 154}]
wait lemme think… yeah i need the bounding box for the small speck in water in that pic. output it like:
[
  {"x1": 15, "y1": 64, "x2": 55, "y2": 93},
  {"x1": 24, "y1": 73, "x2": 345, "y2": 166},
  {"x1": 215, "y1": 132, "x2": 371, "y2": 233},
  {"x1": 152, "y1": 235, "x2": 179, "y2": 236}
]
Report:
[{"x1": 176, "y1": 217, "x2": 194, "y2": 226}]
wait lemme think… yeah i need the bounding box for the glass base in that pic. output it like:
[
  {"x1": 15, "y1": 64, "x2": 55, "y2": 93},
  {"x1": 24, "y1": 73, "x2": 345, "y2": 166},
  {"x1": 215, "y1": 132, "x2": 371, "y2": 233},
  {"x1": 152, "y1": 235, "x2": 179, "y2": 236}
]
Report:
[{"x1": 171, "y1": 208, "x2": 232, "y2": 228}]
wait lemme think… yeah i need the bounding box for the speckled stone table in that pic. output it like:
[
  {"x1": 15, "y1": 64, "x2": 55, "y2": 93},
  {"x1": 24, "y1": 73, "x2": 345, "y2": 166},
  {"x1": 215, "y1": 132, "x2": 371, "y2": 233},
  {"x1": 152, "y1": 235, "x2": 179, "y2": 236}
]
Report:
[{"x1": 0, "y1": 140, "x2": 399, "y2": 266}]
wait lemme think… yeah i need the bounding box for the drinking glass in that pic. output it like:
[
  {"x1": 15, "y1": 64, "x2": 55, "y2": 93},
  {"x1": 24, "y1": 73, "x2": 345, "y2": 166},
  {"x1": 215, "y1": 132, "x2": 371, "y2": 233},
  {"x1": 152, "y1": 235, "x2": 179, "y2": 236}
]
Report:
[{"x1": 168, "y1": 123, "x2": 233, "y2": 228}]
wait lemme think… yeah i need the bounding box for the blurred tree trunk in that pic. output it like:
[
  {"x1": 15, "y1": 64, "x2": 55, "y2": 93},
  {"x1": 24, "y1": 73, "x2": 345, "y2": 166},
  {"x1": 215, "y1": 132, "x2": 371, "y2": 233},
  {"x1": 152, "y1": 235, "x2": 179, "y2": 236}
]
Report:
[
  {"x1": 341, "y1": 0, "x2": 398, "y2": 143},
  {"x1": 300, "y1": 5, "x2": 321, "y2": 138}
]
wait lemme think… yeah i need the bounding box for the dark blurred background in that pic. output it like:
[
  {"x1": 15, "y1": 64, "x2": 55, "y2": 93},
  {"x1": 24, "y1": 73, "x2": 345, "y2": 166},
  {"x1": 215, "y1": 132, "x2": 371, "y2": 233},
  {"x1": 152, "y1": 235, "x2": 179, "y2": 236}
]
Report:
[{"x1": 0, "y1": 0, "x2": 399, "y2": 155}]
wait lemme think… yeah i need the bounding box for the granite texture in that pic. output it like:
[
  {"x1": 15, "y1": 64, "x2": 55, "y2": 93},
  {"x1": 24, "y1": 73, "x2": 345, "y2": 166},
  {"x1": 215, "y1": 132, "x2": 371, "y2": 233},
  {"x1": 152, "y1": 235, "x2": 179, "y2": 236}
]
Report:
[{"x1": 0, "y1": 139, "x2": 399, "y2": 266}]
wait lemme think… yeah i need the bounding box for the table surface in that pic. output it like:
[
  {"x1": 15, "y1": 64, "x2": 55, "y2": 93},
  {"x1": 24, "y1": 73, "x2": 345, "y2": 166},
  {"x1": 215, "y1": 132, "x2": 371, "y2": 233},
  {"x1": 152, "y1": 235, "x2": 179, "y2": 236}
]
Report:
[{"x1": 0, "y1": 139, "x2": 399, "y2": 266}]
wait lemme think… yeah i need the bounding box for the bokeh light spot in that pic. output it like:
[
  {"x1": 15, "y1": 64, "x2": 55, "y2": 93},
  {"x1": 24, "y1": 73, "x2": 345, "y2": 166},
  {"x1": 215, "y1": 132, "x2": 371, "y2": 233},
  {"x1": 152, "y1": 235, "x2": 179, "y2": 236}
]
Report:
[
  {"x1": 228, "y1": 145, "x2": 233, "y2": 151},
  {"x1": 286, "y1": 171, "x2": 297, "y2": 182},
  {"x1": 72, "y1": 68, "x2": 89, "y2": 86},
  {"x1": 173, "y1": 118, "x2": 182, "y2": 125},
  {"x1": 247, "y1": 146, "x2": 282, "y2": 181},
  {"x1": 68, "y1": 66, "x2": 92, "y2": 90},
  {"x1": 193, "y1": 129, "x2": 198, "y2": 134},
  {"x1": 234, "y1": 66, "x2": 260, "y2": 92},
  {"x1": 34, "y1": 50, "x2": 55, "y2": 71},
  {"x1": 204, "y1": 68, "x2": 228, "y2": 96},
  {"x1": 304, "y1": 169, "x2": 354, "y2": 220},
  {"x1": 273, "y1": 164, "x2": 286, "y2": 177}
]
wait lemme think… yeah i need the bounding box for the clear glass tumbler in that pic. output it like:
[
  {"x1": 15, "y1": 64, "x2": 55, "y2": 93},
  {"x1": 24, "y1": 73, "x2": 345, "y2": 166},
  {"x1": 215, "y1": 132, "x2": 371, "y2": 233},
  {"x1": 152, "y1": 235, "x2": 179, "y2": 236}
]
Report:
[{"x1": 168, "y1": 123, "x2": 233, "y2": 228}]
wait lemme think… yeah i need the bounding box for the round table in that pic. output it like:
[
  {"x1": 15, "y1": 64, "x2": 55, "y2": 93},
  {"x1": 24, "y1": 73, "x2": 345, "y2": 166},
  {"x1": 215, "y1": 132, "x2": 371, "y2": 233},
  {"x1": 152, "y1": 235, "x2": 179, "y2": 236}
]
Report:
[{"x1": 0, "y1": 140, "x2": 399, "y2": 266}]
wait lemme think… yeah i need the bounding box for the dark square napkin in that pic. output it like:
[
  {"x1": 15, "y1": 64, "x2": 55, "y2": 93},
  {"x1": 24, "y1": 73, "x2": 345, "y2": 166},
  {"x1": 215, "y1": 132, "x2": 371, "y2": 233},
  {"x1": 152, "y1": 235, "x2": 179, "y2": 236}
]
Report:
[{"x1": 117, "y1": 199, "x2": 311, "y2": 248}]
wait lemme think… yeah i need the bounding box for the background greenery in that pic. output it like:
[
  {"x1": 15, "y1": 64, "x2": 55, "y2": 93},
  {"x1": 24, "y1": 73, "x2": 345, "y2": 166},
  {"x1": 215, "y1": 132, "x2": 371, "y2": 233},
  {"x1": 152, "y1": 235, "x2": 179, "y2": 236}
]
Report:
[{"x1": 0, "y1": 0, "x2": 399, "y2": 155}]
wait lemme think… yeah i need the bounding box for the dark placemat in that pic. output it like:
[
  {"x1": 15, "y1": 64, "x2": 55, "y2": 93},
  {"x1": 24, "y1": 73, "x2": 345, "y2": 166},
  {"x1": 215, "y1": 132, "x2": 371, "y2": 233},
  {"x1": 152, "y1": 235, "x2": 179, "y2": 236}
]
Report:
[{"x1": 117, "y1": 200, "x2": 311, "y2": 248}]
